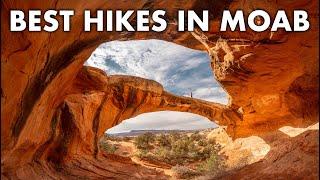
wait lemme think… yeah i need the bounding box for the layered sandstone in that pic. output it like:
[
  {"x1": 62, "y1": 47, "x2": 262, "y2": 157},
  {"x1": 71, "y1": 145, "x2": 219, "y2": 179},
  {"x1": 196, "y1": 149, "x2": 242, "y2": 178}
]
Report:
[
  {"x1": 53, "y1": 66, "x2": 239, "y2": 163},
  {"x1": 222, "y1": 128, "x2": 319, "y2": 179},
  {"x1": 1, "y1": 0, "x2": 319, "y2": 179}
]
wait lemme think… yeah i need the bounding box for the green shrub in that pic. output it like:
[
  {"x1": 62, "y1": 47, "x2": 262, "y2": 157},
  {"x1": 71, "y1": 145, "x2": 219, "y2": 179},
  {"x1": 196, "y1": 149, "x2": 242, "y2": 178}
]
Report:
[
  {"x1": 156, "y1": 134, "x2": 171, "y2": 147},
  {"x1": 190, "y1": 133, "x2": 203, "y2": 141},
  {"x1": 99, "y1": 141, "x2": 118, "y2": 154},
  {"x1": 134, "y1": 132, "x2": 155, "y2": 149},
  {"x1": 197, "y1": 152, "x2": 226, "y2": 177},
  {"x1": 132, "y1": 131, "x2": 226, "y2": 176},
  {"x1": 169, "y1": 132, "x2": 181, "y2": 142},
  {"x1": 104, "y1": 134, "x2": 122, "y2": 141},
  {"x1": 172, "y1": 165, "x2": 200, "y2": 179},
  {"x1": 136, "y1": 149, "x2": 149, "y2": 159},
  {"x1": 172, "y1": 137, "x2": 189, "y2": 155},
  {"x1": 169, "y1": 136, "x2": 202, "y2": 164},
  {"x1": 156, "y1": 146, "x2": 172, "y2": 160},
  {"x1": 198, "y1": 139, "x2": 207, "y2": 147}
]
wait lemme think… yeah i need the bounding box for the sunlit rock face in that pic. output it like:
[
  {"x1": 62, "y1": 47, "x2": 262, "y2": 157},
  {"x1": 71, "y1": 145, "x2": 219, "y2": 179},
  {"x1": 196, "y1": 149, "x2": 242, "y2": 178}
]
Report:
[
  {"x1": 207, "y1": 127, "x2": 271, "y2": 170},
  {"x1": 279, "y1": 122, "x2": 319, "y2": 138},
  {"x1": 222, "y1": 125, "x2": 319, "y2": 180},
  {"x1": 208, "y1": 125, "x2": 319, "y2": 179}
]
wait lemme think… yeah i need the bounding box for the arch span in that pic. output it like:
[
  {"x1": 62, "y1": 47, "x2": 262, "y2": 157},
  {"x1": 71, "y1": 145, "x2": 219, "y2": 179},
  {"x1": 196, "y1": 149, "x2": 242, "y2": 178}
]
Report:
[
  {"x1": 29, "y1": 66, "x2": 240, "y2": 178},
  {"x1": 55, "y1": 66, "x2": 240, "y2": 160},
  {"x1": 85, "y1": 39, "x2": 229, "y2": 105}
]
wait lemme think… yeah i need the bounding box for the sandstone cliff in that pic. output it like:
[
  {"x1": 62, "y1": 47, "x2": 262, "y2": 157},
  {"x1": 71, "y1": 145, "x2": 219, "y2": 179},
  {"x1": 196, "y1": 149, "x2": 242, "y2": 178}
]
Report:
[{"x1": 1, "y1": 0, "x2": 318, "y2": 179}]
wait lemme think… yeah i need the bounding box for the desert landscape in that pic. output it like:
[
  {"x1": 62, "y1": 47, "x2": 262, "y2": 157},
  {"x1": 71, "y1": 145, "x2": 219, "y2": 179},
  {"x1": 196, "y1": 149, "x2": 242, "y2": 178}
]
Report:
[
  {"x1": 1, "y1": 0, "x2": 319, "y2": 179},
  {"x1": 99, "y1": 128, "x2": 265, "y2": 179},
  {"x1": 99, "y1": 124, "x2": 318, "y2": 179}
]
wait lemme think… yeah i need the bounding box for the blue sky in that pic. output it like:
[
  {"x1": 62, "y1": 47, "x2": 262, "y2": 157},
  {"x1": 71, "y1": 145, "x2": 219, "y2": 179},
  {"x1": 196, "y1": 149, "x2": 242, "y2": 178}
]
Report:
[{"x1": 85, "y1": 39, "x2": 228, "y2": 133}]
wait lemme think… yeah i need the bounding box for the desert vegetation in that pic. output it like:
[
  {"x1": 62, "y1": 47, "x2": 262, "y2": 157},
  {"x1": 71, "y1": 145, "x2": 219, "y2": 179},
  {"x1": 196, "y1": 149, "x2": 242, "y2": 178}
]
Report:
[
  {"x1": 99, "y1": 130, "x2": 228, "y2": 179},
  {"x1": 99, "y1": 139, "x2": 119, "y2": 154}
]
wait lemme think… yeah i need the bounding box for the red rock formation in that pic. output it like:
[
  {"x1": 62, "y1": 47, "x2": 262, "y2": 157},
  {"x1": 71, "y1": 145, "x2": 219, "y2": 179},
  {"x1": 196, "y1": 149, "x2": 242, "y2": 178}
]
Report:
[
  {"x1": 38, "y1": 67, "x2": 238, "y2": 175},
  {"x1": 1, "y1": 0, "x2": 318, "y2": 179},
  {"x1": 222, "y1": 129, "x2": 319, "y2": 179}
]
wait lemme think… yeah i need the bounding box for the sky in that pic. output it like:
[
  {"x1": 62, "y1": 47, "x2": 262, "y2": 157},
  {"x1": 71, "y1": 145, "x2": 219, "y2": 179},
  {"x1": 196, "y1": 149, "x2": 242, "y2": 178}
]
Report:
[{"x1": 85, "y1": 39, "x2": 228, "y2": 134}]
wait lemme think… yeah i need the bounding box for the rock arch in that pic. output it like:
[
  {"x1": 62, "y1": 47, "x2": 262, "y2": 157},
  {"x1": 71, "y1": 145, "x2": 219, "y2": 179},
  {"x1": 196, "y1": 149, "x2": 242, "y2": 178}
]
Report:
[{"x1": 48, "y1": 67, "x2": 239, "y2": 161}]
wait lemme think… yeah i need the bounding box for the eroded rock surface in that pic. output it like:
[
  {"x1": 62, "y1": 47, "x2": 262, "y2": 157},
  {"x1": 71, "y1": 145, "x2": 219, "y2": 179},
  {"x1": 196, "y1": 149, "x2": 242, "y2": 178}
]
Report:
[
  {"x1": 222, "y1": 129, "x2": 319, "y2": 180},
  {"x1": 1, "y1": 0, "x2": 318, "y2": 179},
  {"x1": 60, "y1": 67, "x2": 239, "y2": 161}
]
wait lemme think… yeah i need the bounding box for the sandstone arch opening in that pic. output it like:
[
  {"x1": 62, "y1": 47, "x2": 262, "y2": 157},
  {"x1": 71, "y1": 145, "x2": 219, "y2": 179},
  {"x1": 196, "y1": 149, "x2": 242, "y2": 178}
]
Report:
[
  {"x1": 99, "y1": 111, "x2": 272, "y2": 178},
  {"x1": 84, "y1": 39, "x2": 230, "y2": 136},
  {"x1": 106, "y1": 111, "x2": 217, "y2": 135},
  {"x1": 85, "y1": 39, "x2": 229, "y2": 104},
  {"x1": 81, "y1": 39, "x2": 257, "y2": 178}
]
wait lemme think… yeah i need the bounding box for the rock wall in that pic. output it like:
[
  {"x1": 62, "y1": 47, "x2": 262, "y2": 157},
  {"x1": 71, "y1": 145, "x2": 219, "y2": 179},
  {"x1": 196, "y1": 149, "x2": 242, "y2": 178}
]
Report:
[
  {"x1": 1, "y1": 0, "x2": 318, "y2": 179},
  {"x1": 222, "y1": 129, "x2": 319, "y2": 179}
]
